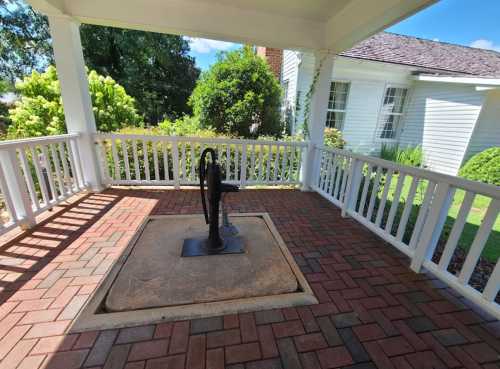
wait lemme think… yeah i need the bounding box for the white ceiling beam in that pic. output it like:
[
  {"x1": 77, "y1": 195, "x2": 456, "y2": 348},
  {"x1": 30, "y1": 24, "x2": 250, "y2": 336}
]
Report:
[
  {"x1": 28, "y1": 0, "x2": 436, "y2": 52},
  {"x1": 27, "y1": 0, "x2": 64, "y2": 15},
  {"x1": 32, "y1": 0, "x2": 325, "y2": 50}
]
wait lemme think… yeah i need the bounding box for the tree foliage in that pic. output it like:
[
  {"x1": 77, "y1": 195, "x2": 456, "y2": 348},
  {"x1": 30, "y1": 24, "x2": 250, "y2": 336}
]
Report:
[
  {"x1": 189, "y1": 46, "x2": 283, "y2": 138},
  {"x1": 7, "y1": 66, "x2": 142, "y2": 138},
  {"x1": 80, "y1": 25, "x2": 200, "y2": 124},
  {"x1": 0, "y1": 79, "x2": 12, "y2": 132},
  {"x1": 459, "y1": 147, "x2": 500, "y2": 186},
  {"x1": 1, "y1": 0, "x2": 200, "y2": 124},
  {"x1": 0, "y1": 0, "x2": 53, "y2": 83}
]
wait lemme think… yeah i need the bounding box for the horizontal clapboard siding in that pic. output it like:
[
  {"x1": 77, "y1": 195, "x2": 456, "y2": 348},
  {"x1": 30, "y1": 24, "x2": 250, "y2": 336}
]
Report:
[
  {"x1": 341, "y1": 80, "x2": 385, "y2": 154},
  {"x1": 282, "y1": 50, "x2": 300, "y2": 133},
  {"x1": 464, "y1": 90, "x2": 500, "y2": 160},
  {"x1": 400, "y1": 82, "x2": 485, "y2": 175},
  {"x1": 294, "y1": 55, "x2": 412, "y2": 153}
]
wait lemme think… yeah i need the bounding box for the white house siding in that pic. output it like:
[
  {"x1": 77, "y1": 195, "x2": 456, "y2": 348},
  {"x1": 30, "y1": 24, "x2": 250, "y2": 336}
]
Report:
[
  {"x1": 281, "y1": 52, "x2": 494, "y2": 176},
  {"x1": 291, "y1": 55, "x2": 413, "y2": 154},
  {"x1": 464, "y1": 89, "x2": 500, "y2": 161},
  {"x1": 331, "y1": 58, "x2": 412, "y2": 154},
  {"x1": 293, "y1": 53, "x2": 314, "y2": 131},
  {"x1": 400, "y1": 82, "x2": 485, "y2": 175},
  {"x1": 281, "y1": 50, "x2": 300, "y2": 133}
]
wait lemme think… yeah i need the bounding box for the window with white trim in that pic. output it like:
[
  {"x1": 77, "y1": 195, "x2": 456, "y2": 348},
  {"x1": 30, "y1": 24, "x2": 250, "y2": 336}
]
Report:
[
  {"x1": 377, "y1": 86, "x2": 408, "y2": 139},
  {"x1": 325, "y1": 81, "x2": 350, "y2": 129}
]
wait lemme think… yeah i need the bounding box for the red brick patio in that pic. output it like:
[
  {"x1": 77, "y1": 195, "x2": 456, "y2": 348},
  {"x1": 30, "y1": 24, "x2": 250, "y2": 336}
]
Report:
[{"x1": 0, "y1": 189, "x2": 498, "y2": 369}]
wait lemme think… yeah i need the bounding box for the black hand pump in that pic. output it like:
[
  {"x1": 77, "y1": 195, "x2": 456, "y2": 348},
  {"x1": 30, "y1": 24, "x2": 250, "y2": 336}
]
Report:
[{"x1": 181, "y1": 148, "x2": 244, "y2": 257}]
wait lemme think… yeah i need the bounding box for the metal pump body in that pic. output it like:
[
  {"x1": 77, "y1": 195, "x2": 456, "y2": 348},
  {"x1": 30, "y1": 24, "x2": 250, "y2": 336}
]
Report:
[{"x1": 181, "y1": 148, "x2": 244, "y2": 257}]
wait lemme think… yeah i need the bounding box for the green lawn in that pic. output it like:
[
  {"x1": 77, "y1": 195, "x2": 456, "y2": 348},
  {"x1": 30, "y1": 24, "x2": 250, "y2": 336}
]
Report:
[{"x1": 383, "y1": 174, "x2": 499, "y2": 263}]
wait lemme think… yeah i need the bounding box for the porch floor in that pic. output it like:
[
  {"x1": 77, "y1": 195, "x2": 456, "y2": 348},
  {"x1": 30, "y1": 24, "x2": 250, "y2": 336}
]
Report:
[{"x1": 0, "y1": 189, "x2": 498, "y2": 369}]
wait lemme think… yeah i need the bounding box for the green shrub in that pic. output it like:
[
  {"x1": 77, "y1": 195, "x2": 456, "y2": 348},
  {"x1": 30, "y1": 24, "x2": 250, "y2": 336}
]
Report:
[
  {"x1": 459, "y1": 147, "x2": 500, "y2": 186},
  {"x1": 7, "y1": 66, "x2": 142, "y2": 138},
  {"x1": 324, "y1": 128, "x2": 346, "y2": 149},
  {"x1": 380, "y1": 144, "x2": 423, "y2": 167},
  {"x1": 103, "y1": 126, "x2": 303, "y2": 184},
  {"x1": 157, "y1": 116, "x2": 218, "y2": 137},
  {"x1": 189, "y1": 46, "x2": 283, "y2": 138}
]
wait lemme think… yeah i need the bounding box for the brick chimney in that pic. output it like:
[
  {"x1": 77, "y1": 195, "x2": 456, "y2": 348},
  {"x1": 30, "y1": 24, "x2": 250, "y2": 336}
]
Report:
[{"x1": 256, "y1": 47, "x2": 283, "y2": 80}]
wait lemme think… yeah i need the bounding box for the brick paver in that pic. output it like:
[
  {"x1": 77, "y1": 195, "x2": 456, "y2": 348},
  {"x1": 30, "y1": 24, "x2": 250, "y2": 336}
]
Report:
[{"x1": 0, "y1": 189, "x2": 498, "y2": 368}]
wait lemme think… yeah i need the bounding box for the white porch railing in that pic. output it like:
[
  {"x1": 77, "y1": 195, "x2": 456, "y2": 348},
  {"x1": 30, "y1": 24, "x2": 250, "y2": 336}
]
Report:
[
  {"x1": 94, "y1": 133, "x2": 307, "y2": 188},
  {"x1": 0, "y1": 132, "x2": 498, "y2": 318},
  {"x1": 0, "y1": 134, "x2": 86, "y2": 235},
  {"x1": 312, "y1": 145, "x2": 500, "y2": 319}
]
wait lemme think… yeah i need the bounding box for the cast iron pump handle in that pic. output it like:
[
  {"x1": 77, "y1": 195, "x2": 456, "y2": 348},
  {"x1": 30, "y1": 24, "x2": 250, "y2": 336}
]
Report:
[
  {"x1": 181, "y1": 148, "x2": 242, "y2": 257},
  {"x1": 199, "y1": 148, "x2": 238, "y2": 252}
]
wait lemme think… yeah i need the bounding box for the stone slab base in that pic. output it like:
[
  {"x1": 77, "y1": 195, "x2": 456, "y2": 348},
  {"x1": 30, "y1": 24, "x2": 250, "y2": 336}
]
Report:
[{"x1": 71, "y1": 213, "x2": 317, "y2": 332}]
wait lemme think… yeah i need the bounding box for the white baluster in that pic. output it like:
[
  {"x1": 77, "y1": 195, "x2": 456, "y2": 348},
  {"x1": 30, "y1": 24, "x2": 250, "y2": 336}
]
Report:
[
  {"x1": 111, "y1": 138, "x2": 121, "y2": 181},
  {"x1": 411, "y1": 182, "x2": 455, "y2": 272},
  {"x1": 132, "y1": 139, "x2": 140, "y2": 180},
  {"x1": 375, "y1": 169, "x2": 394, "y2": 226},
  {"x1": 122, "y1": 139, "x2": 131, "y2": 181},
  {"x1": 385, "y1": 173, "x2": 406, "y2": 233},
  {"x1": 458, "y1": 199, "x2": 500, "y2": 285},
  {"x1": 143, "y1": 139, "x2": 150, "y2": 182},
  {"x1": 396, "y1": 177, "x2": 419, "y2": 241},
  {"x1": 18, "y1": 148, "x2": 39, "y2": 209},
  {"x1": 153, "y1": 140, "x2": 160, "y2": 181},
  {"x1": 357, "y1": 164, "x2": 371, "y2": 215},
  {"x1": 172, "y1": 139, "x2": 180, "y2": 189},
  {"x1": 163, "y1": 141, "x2": 170, "y2": 182},
  {"x1": 240, "y1": 143, "x2": 247, "y2": 187},
  {"x1": 438, "y1": 191, "x2": 475, "y2": 270},
  {"x1": 408, "y1": 181, "x2": 436, "y2": 250},
  {"x1": 50, "y1": 144, "x2": 65, "y2": 196}
]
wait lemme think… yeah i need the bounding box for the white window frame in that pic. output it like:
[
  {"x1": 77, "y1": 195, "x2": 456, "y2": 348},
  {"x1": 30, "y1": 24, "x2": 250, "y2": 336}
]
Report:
[
  {"x1": 375, "y1": 84, "x2": 409, "y2": 142},
  {"x1": 325, "y1": 80, "x2": 350, "y2": 130}
]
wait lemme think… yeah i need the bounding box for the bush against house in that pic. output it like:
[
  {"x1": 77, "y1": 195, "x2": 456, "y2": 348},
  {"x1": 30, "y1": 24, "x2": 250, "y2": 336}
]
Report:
[
  {"x1": 323, "y1": 128, "x2": 346, "y2": 149},
  {"x1": 380, "y1": 144, "x2": 423, "y2": 167},
  {"x1": 190, "y1": 46, "x2": 283, "y2": 139},
  {"x1": 7, "y1": 66, "x2": 142, "y2": 138},
  {"x1": 459, "y1": 147, "x2": 500, "y2": 186}
]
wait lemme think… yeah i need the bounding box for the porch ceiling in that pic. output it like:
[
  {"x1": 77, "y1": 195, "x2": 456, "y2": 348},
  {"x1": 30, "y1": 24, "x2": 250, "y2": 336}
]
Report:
[{"x1": 28, "y1": 0, "x2": 436, "y2": 52}]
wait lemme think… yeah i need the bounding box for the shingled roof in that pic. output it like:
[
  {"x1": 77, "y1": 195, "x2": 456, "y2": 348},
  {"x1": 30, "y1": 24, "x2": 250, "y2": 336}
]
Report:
[{"x1": 340, "y1": 32, "x2": 500, "y2": 78}]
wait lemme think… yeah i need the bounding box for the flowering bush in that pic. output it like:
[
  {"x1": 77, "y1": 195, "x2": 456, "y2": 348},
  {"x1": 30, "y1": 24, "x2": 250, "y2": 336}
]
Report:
[
  {"x1": 324, "y1": 127, "x2": 346, "y2": 149},
  {"x1": 7, "y1": 66, "x2": 142, "y2": 138}
]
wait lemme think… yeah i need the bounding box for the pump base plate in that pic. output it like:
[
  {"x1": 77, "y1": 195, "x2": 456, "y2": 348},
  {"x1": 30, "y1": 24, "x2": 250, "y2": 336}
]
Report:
[{"x1": 181, "y1": 236, "x2": 245, "y2": 257}]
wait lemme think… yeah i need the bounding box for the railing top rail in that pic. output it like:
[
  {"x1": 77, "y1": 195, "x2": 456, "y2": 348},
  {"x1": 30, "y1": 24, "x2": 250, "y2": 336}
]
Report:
[
  {"x1": 0, "y1": 133, "x2": 80, "y2": 149},
  {"x1": 94, "y1": 132, "x2": 308, "y2": 147},
  {"x1": 316, "y1": 145, "x2": 500, "y2": 200}
]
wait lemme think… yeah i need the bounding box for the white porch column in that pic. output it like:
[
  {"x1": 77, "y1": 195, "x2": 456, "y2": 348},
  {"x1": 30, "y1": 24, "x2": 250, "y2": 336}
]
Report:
[
  {"x1": 301, "y1": 51, "x2": 334, "y2": 190},
  {"x1": 48, "y1": 16, "x2": 103, "y2": 191}
]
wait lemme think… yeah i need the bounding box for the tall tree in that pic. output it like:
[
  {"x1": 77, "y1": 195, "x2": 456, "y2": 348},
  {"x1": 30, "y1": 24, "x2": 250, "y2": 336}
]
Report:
[
  {"x1": 1, "y1": 0, "x2": 200, "y2": 123},
  {"x1": 0, "y1": 0, "x2": 53, "y2": 83},
  {"x1": 80, "y1": 26, "x2": 200, "y2": 124},
  {"x1": 190, "y1": 46, "x2": 283, "y2": 138}
]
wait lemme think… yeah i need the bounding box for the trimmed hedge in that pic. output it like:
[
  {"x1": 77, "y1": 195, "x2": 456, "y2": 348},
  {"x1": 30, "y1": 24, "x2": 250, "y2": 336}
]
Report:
[{"x1": 459, "y1": 147, "x2": 500, "y2": 186}]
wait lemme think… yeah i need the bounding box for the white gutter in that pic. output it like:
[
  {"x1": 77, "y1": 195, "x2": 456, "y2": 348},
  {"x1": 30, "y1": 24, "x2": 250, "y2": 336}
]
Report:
[{"x1": 414, "y1": 75, "x2": 500, "y2": 86}]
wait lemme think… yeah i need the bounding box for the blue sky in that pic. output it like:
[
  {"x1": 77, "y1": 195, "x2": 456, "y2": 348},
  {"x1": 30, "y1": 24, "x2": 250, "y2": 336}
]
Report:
[
  {"x1": 188, "y1": 0, "x2": 500, "y2": 71},
  {"x1": 388, "y1": 0, "x2": 500, "y2": 50}
]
